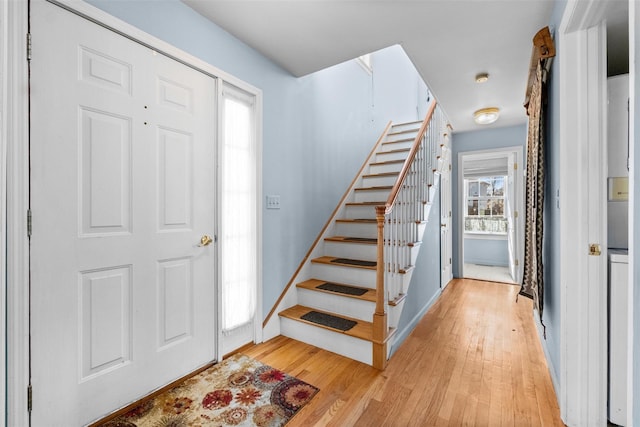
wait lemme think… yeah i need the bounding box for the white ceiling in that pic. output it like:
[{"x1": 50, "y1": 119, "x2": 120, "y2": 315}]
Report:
[{"x1": 183, "y1": 0, "x2": 558, "y2": 132}]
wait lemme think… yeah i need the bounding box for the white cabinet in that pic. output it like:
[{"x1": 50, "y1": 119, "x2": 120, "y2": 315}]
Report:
[{"x1": 608, "y1": 249, "x2": 629, "y2": 426}]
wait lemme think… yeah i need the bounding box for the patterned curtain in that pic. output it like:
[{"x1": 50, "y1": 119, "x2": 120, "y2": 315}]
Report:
[{"x1": 520, "y1": 60, "x2": 546, "y2": 326}]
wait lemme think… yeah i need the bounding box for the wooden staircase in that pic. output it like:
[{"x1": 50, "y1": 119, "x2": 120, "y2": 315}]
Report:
[{"x1": 265, "y1": 101, "x2": 450, "y2": 369}]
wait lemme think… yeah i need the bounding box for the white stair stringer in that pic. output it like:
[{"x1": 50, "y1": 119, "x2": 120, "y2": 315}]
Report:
[{"x1": 262, "y1": 107, "x2": 449, "y2": 369}]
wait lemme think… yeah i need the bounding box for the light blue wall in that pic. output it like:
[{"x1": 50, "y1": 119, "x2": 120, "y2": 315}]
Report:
[
  {"x1": 85, "y1": 0, "x2": 438, "y2": 342},
  {"x1": 451, "y1": 125, "x2": 527, "y2": 277},
  {"x1": 541, "y1": 0, "x2": 567, "y2": 398},
  {"x1": 464, "y1": 238, "x2": 509, "y2": 266}
]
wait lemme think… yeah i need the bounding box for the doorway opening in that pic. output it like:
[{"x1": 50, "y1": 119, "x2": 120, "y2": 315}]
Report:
[{"x1": 457, "y1": 147, "x2": 524, "y2": 285}]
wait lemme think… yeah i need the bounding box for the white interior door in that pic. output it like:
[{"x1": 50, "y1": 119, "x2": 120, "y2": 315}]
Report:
[
  {"x1": 30, "y1": 2, "x2": 217, "y2": 424},
  {"x1": 440, "y1": 161, "x2": 453, "y2": 288},
  {"x1": 506, "y1": 152, "x2": 518, "y2": 282}
]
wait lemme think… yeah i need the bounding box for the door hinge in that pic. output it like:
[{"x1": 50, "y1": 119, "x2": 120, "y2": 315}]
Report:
[
  {"x1": 449, "y1": 257, "x2": 452, "y2": 265},
  {"x1": 513, "y1": 162, "x2": 518, "y2": 170},
  {"x1": 27, "y1": 209, "x2": 32, "y2": 238},
  {"x1": 27, "y1": 384, "x2": 32, "y2": 413},
  {"x1": 515, "y1": 259, "x2": 519, "y2": 266},
  {"x1": 514, "y1": 211, "x2": 518, "y2": 219},
  {"x1": 26, "y1": 33, "x2": 32, "y2": 61},
  {"x1": 449, "y1": 164, "x2": 452, "y2": 171}
]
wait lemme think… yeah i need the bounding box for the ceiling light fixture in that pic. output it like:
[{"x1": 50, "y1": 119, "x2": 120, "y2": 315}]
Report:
[
  {"x1": 475, "y1": 73, "x2": 489, "y2": 83},
  {"x1": 473, "y1": 107, "x2": 500, "y2": 125}
]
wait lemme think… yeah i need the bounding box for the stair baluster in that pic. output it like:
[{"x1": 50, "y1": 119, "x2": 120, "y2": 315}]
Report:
[{"x1": 374, "y1": 101, "x2": 447, "y2": 368}]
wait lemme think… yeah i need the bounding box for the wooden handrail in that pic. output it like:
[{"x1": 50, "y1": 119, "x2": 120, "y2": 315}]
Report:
[{"x1": 381, "y1": 100, "x2": 437, "y2": 215}]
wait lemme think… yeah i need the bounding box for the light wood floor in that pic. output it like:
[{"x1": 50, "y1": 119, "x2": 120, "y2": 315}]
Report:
[{"x1": 244, "y1": 278, "x2": 565, "y2": 426}]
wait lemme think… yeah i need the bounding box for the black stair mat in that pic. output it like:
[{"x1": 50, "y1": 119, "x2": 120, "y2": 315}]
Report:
[
  {"x1": 316, "y1": 282, "x2": 368, "y2": 296},
  {"x1": 330, "y1": 258, "x2": 376, "y2": 267},
  {"x1": 341, "y1": 237, "x2": 377, "y2": 243},
  {"x1": 300, "y1": 310, "x2": 357, "y2": 331}
]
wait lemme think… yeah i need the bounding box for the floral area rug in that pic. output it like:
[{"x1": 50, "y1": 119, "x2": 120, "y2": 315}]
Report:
[{"x1": 99, "y1": 354, "x2": 319, "y2": 427}]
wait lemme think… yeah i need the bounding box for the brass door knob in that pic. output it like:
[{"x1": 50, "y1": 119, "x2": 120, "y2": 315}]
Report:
[{"x1": 199, "y1": 235, "x2": 213, "y2": 247}]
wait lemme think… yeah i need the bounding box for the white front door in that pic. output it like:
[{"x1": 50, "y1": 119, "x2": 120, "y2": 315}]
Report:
[{"x1": 30, "y1": 2, "x2": 217, "y2": 424}]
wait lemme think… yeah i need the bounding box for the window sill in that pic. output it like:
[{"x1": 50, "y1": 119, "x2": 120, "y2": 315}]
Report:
[{"x1": 463, "y1": 232, "x2": 507, "y2": 241}]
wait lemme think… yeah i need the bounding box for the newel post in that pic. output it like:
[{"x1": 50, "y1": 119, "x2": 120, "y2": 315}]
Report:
[{"x1": 372, "y1": 206, "x2": 388, "y2": 370}]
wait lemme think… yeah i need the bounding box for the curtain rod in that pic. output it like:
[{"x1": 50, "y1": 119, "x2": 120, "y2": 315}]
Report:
[{"x1": 523, "y1": 26, "x2": 556, "y2": 110}]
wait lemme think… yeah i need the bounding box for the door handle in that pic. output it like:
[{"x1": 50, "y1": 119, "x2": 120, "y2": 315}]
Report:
[{"x1": 198, "y1": 235, "x2": 213, "y2": 247}]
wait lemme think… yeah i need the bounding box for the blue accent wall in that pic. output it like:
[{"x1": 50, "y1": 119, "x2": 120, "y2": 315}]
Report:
[
  {"x1": 463, "y1": 237, "x2": 509, "y2": 266},
  {"x1": 86, "y1": 0, "x2": 438, "y2": 344},
  {"x1": 540, "y1": 0, "x2": 567, "y2": 398},
  {"x1": 451, "y1": 125, "x2": 527, "y2": 277}
]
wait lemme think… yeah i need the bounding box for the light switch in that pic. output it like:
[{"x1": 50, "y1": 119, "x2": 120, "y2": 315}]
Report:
[{"x1": 266, "y1": 195, "x2": 280, "y2": 209}]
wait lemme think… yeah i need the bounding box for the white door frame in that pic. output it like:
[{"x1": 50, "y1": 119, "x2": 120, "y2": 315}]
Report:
[
  {"x1": 4, "y1": 0, "x2": 30, "y2": 424},
  {"x1": 456, "y1": 146, "x2": 524, "y2": 281},
  {"x1": 4, "y1": 1, "x2": 262, "y2": 424},
  {"x1": 558, "y1": 1, "x2": 609, "y2": 425},
  {"x1": 629, "y1": 1, "x2": 638, "y2": 425}
]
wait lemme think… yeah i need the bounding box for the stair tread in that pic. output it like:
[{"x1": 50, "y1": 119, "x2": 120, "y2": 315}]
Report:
[
  {"x1": 311, "y1": 255, "x2": 376, "y2": 270},
  {"x1": 345, "y1": 201, "x2": 386, "y2": 206},
  {"x1": 297, "y1": 278, "x2": 376, "y2": 302},
  {"x1": 382, "y1": 137, "x2": 415, "y2": 144},
  {"x1": 325, "y1": 235, "x2": 377, "y2": 245},
  {"x1": 335, "y1": 218, "x2": 377, "y2": 223},
  {"x1": 377, "y1": 148, "x2": 410, "y2": 154},
  {"x1": 392, "y1": 120, "x2": 422, "y2": 127},
  {"x1": 369, "y1": 159, "x2": 405, "y2": 167},
  {"x1": 279, "y1": 304, "x2": 373, "y2": 341},
  {"x1": 354, "y1": 185, "x2": 393, "y2": 192},
  {"x1": 362, "y1": 171, "x2": 399, "y2": 178}
]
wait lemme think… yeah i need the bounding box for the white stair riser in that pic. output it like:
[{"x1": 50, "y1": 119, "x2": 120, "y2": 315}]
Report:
[
  {"x1": 375, "y1": 150, "x2": 408, "y2": 162},
  {"x1": 345, "y1": 205, "x2": 377, "y2": 220},
  {"x1": 369, "y1": 162, "x2": 404, "y2": 175},
  {"x1": 297, "y1": 288, "x2": 374, "y2": 322},
  {"x1": 311, "y1": 263, "x2": 376, "y2": 288},
  {"x1": 324, "y1": 241, "x2": 377, "y2": 261},
  {"x1": 280, "y1": 317, "x2": 372, "y2": 365},
  {"x1": 362, "y1": 175, "x2": 397, "y2": 187},
  {"x1": 335, "y1": 222, "x2": 377, "y2": 238},
  {"x1": 354, "y1": 189, "x2": 390, "y2": 203},
  {"x1": 380, "y1": 140, "x2": 414, "y2": 151},
  {"x1": 390, "y1": 123, "x2": 421, "y2": 132}
]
